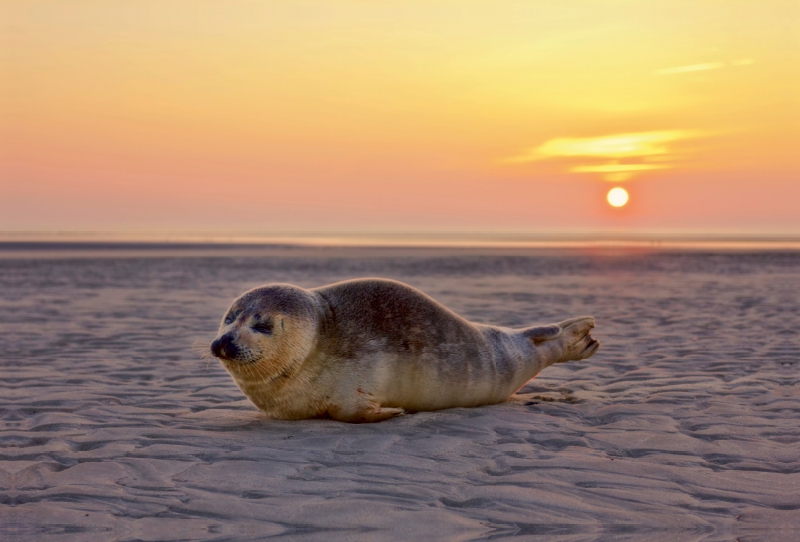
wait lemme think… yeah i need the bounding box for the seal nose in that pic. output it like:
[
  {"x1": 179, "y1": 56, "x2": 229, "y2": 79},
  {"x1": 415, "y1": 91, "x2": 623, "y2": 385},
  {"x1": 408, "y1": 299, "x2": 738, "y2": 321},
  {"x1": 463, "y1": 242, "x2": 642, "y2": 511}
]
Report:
[{"x1": 211, "y1": 334, "x2": 240, "y2": 360}]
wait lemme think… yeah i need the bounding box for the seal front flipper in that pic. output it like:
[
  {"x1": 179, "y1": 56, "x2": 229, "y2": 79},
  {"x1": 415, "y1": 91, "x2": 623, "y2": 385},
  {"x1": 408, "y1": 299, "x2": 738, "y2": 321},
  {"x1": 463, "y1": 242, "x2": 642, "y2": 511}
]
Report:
[
  {"x1": 324, "y1": 387, "x2": 407, "y2": 423},
  {"x1": 327, "y1": 403, "x2": 406, "y2": 423}
]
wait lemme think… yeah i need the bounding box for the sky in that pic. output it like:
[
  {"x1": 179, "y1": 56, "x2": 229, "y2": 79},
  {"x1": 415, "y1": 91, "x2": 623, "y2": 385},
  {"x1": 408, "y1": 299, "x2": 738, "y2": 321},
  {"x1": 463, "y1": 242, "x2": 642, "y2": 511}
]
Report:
[{"x1": 1, "y1": 0, "x2": 798, "y2": 236}]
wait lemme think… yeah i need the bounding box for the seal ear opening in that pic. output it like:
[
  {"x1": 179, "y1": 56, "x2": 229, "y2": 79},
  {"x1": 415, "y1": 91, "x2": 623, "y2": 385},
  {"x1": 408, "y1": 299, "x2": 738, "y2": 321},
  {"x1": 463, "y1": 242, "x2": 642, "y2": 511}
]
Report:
[{"x1": 522, "y1": 324, "x2": 562, "y2": 344}]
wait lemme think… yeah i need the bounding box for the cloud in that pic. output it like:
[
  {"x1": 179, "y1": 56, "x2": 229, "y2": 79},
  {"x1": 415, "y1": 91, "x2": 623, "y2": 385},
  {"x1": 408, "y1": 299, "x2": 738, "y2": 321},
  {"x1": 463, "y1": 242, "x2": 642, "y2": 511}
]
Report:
[
  {"x1": 503, "y1": 130, "x2": 706, "y2": 182},
  {"x1": 570, "y1": 163, "x2": 668, "y2": 173},
  {"x1": 654, "y1": 62, "x2": 725, "y2": 75},
  {"x1": 504, "y1": 130, "x2": 701, "y2": 164},
  {"x1": 653, "y1": 58, "x2": 754, "y2": 75}
]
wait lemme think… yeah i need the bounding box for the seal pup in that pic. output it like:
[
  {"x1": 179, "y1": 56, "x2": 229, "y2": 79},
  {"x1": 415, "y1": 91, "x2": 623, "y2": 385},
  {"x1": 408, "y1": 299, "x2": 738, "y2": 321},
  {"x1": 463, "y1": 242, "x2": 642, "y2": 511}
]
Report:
[{"x1": 210, "y1": 278, "x2": 599, "y2": 423}]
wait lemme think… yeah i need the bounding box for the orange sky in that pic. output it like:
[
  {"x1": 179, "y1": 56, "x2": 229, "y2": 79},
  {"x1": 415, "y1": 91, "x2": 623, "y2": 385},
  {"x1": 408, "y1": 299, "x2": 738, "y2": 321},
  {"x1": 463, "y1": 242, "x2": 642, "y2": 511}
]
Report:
[{"x1": 1, "y1": 0, "x2": 798, "y2": 235}]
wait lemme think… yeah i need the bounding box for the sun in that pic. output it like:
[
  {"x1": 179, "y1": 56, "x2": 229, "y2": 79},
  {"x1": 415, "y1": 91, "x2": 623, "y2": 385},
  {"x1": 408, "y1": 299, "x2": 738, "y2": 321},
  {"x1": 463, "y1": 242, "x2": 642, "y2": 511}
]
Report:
[{"x1": 607, "y1": 187, "x2": 629, "y2": 207}]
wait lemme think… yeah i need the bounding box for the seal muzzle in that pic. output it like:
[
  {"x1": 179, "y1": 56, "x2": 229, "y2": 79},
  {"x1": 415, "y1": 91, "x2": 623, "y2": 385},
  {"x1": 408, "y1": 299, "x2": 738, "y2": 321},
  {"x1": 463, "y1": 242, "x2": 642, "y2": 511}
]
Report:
[{"x1": 211, "y1": 333, "x2": 240, "y2": 360}]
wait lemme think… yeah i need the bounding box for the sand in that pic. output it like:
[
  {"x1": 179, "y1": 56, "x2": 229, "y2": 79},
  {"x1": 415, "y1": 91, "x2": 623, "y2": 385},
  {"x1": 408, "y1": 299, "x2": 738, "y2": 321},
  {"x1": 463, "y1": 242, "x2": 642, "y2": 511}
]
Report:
[{"x1": 1, "y1": 245, "x2": 798, "y2": 541}]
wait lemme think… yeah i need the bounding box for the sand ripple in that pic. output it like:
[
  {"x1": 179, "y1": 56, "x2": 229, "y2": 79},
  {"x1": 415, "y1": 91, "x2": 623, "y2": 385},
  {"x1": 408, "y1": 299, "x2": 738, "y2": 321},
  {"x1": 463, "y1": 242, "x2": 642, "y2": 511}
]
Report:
[{"x1": 1, "y1": 247, "x2": 798, "y2": 540}]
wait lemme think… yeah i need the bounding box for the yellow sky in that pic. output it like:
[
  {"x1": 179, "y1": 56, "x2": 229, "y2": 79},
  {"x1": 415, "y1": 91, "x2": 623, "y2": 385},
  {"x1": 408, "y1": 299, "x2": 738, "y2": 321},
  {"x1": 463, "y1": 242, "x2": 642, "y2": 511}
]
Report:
[{"x1": 1, "y1": 0, "x2": 798, "y2": 234}]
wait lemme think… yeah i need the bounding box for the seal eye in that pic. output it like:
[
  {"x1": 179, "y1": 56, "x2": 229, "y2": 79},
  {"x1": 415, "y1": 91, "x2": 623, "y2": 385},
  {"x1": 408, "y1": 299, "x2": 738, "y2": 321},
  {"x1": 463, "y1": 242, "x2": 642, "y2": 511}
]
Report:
[
  {"x1": 224, "y1": 310, "x2": 241, "y2": 325},
  {"x1": 251, "y1": 321, "x2": 273, "y2": 335}
]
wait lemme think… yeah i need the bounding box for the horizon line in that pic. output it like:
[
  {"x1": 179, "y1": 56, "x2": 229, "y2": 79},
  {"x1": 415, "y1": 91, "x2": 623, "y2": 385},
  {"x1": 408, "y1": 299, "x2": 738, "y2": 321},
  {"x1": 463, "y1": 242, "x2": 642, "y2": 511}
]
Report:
[{"x1": 2, "y1": 229, "x2": 800, "y2": 251}]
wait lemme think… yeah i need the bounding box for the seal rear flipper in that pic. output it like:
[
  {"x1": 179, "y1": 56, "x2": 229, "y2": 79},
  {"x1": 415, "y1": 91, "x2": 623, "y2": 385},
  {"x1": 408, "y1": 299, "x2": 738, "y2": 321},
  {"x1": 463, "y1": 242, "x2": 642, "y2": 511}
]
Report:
[
  {"x1": 521, "y1": 324, "x2": 562, "y2": 344},
  {"x1": 552, "y1": 316, "x2": 600, "y2": 363}
]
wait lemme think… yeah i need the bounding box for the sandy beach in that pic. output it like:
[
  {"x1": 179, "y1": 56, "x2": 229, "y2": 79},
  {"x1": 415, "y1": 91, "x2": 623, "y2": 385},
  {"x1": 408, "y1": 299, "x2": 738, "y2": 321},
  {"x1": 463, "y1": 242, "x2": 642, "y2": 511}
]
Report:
[{"x1": 1, "y1": 245, "x2": 798, "y2": 541}]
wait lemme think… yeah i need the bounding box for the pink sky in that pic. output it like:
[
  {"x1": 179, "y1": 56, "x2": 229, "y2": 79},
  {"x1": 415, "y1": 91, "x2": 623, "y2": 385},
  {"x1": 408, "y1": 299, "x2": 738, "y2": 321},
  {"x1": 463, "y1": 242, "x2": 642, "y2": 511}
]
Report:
[{"x1": 2, "y1": 1, "x2": 798, "y2": 236}]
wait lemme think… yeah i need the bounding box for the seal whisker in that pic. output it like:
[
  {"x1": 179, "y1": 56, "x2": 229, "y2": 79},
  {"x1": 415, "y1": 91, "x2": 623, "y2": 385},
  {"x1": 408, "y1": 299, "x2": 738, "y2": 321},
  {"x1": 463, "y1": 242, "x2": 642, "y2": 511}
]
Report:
[
  {"x1": 191, "y1": 339, "x2": 216, "y2": 372},
  {"x1": 191, "y1": 339, "x2": 214, "y2": 358}
]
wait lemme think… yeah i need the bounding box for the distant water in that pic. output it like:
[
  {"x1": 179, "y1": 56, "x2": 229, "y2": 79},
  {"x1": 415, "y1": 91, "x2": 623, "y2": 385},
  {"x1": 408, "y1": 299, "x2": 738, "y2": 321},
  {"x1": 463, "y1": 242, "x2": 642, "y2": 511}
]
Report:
[
  {"x1": 1, "y1": 246, "x2": 799, "y2": 541},
  {"x1": 2, "y1": 229, "x2": 800, "y2": 251}
]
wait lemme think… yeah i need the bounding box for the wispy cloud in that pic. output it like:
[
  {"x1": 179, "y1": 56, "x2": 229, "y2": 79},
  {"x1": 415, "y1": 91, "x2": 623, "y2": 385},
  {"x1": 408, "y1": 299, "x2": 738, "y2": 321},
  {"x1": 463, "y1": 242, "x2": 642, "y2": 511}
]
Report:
[
  {"x1": 655, "y1": 62, "x2": 725, "y2": 75},
  {"x1": 504, "y1": 130, "x2": 701, "y2": 164},
  {"x1": 654, "y1": 59, "x2": 754, "y2": 75},
  {"x1": 503, "y1": 130, "x2": 706, "y2": 182},
  {"x1": 570, "y1": 163, "x2": 668, "y2": 173}
]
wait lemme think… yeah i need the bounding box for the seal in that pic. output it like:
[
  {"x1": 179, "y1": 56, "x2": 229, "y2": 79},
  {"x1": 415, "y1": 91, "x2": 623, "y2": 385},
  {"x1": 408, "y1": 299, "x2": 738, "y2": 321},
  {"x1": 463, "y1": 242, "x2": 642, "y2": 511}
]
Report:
[{"x1": 210, "y1": 278, "x2": 599, "y2": 422}]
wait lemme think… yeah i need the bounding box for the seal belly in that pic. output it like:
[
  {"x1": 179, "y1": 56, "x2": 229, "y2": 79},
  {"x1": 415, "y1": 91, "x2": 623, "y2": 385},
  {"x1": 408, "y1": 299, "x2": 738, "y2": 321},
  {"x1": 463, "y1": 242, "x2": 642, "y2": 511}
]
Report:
[{"x1": 374, "y1": 327, "x2": 530, "y2": 411}]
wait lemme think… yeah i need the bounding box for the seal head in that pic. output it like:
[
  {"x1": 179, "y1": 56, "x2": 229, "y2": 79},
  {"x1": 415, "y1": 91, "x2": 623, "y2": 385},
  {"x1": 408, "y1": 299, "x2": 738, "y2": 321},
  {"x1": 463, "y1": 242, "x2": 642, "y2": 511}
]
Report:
[{"x1": 212, "y1": 284, "x2": 321, "y2": 388}]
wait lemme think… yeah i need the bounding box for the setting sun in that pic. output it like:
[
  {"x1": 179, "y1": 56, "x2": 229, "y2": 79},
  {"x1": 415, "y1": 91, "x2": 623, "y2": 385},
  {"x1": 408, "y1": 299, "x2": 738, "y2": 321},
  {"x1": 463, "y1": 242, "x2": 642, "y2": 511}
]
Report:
[{"x1": 607, "y1": 187, "x2": 629, "y2": 208}]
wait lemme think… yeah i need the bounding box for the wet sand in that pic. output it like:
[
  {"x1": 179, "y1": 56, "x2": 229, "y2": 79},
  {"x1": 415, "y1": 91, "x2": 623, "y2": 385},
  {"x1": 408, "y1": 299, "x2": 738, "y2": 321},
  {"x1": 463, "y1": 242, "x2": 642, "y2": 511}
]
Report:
[{"x1": 1, "y1": 246, "x2": 798, "y2": 541}]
